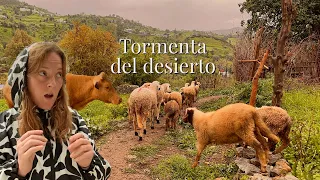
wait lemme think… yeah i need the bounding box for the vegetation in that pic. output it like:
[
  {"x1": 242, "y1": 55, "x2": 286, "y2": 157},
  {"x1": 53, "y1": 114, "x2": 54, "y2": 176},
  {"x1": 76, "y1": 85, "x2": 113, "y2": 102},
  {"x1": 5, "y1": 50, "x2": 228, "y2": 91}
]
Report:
[
  {"x1": 0, "y1": 0, "x2": 319, "y2": 179},
  {"x1": 0, "y1": 0, "x2": 234, "y2": 88},
  {"x1": 282, "y1": 86, "x2": 320, "y2": 179},
  {"x1": 239, "y1": 0, "x2": 320, "y2": 40},
  {"x1": 0, "y1": 78, "x2": 319, "y2": 179},
  {"x1": 78, "y1": 94, "x2": 129, "y2": 139},
  {"x1": 152, "y1": 155, "x2": 237, "y2": 180},
  {"x1": 59, "y1": 22, "x2": 119, "y2": 75},
  {"x1": 4, "y1": 29, "x2": 33, "y2": 64}
]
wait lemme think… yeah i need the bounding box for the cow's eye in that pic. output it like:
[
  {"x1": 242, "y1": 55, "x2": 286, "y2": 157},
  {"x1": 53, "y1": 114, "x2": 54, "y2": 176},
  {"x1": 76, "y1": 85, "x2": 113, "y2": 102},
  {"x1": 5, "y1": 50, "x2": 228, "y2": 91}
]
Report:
[{"x1": 105, "y1": 86, "x2": 109, "y2": 90}]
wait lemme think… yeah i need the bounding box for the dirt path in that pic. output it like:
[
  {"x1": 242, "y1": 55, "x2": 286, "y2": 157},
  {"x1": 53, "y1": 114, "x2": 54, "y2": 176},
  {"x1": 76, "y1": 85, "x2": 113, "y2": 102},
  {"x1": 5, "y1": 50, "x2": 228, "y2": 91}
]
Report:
[
  {"x1": 98, "y1": 120, "x2": 168, "y2": 180},
  {"x1": 98, "y1": 95, "x2": 223, "y2": 180}
]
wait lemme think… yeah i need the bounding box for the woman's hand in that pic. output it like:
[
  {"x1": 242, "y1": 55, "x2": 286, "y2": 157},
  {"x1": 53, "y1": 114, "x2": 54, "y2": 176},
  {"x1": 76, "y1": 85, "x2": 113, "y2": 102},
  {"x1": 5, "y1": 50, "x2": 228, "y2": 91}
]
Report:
[
  {"x1": 17, "y1": 130, "x2": 47, "y2": 177},
  {"x1": 68, "y1": 133, "x2": 94, "y2": 169}
]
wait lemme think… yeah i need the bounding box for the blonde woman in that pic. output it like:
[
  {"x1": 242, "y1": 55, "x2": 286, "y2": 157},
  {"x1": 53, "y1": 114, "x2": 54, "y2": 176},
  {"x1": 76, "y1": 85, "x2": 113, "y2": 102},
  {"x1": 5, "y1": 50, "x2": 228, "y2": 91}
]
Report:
[{"x1": 0, "y1": 42, "x2": 111, "y2": 179}]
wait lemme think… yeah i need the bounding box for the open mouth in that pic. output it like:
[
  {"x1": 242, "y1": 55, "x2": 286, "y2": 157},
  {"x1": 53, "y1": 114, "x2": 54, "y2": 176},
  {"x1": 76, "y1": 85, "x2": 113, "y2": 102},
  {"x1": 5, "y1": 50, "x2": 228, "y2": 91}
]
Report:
[{"x1": 44, "y1": 94, "x2": 54, "y2": 98}]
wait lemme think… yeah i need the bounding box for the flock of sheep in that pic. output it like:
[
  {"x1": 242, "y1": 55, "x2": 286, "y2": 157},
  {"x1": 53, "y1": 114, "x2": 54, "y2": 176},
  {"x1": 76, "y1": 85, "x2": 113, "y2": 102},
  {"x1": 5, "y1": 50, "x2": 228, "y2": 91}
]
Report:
[
  {"x1": 127, "y1": 80, "x2": 201, "y2": 140},
  {"x1": 127, "y1": 80, "x2": 292, "y2": 172}
]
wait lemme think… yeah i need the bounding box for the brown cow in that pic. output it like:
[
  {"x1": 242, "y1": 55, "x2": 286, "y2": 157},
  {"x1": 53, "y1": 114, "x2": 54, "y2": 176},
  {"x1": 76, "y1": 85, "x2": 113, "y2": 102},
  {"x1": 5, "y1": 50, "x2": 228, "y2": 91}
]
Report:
[{"x1": 3, "y1": 72, "x2": 122, "y2": 110}]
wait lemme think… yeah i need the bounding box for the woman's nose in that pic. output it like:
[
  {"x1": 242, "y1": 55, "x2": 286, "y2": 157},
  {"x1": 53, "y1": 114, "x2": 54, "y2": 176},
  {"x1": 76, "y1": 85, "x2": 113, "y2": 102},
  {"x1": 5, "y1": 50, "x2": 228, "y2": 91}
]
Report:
[{"x1": 47, "y1": 77, "x2": 57, "y2": 88}]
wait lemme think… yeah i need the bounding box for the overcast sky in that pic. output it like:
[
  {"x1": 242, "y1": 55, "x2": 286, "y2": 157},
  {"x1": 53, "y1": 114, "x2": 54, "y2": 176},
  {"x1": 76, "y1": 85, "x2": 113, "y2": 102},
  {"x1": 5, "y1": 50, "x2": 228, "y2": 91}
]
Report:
[{"x1": 21, "y1": 0, "x2": 250, "y2": 31}]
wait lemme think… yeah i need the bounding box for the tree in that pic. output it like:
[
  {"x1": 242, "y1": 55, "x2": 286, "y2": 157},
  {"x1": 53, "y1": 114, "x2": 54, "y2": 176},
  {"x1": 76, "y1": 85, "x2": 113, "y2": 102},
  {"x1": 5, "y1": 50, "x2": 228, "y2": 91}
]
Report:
[
  {"x1": 271, "y1": 0, "x2": 294, "y2": 107},
  {"x1": 239, "y1": 0, "x2": 319, "y2": 40},
  {"x1": 4, "y1": 29, "x2": 33, "y2": 63},
  {"x1": 59, "y1": 22, "x2": 119, "y2": 75},
  {"x1": 119, "y1": 48, "x2": 161, "y2": 86}
]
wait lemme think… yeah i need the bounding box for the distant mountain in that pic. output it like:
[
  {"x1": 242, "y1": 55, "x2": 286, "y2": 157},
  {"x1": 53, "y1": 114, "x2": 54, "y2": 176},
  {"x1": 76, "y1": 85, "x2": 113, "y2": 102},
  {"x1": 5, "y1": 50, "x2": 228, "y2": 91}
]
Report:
[{"x1": 212, "y1": 27, "x2": 243, "y2": 36}]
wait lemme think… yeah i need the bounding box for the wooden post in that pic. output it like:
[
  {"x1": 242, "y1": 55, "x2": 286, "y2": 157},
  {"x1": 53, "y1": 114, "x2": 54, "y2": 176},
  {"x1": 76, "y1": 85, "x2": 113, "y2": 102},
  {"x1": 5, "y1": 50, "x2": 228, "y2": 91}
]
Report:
[
  {"x1": 249, "y1": 50, "x2": 270, "y2": 106},
  {"x1": 250, "y1": 27, "x2": 265, "y2": 79}
]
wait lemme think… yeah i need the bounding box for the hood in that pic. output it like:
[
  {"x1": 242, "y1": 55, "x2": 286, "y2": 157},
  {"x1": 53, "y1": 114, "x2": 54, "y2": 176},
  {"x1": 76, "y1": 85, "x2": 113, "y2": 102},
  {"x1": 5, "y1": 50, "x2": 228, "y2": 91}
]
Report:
[{"x1": 7, "y1": 46, "x2": 32, "y2": 110}]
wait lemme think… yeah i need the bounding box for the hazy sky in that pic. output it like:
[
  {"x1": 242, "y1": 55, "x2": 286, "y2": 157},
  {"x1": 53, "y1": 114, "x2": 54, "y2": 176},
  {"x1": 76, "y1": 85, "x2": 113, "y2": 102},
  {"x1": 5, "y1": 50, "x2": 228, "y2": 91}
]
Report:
[{"x1": 21, "y1": 0, "x2": 250, "y2": 31}]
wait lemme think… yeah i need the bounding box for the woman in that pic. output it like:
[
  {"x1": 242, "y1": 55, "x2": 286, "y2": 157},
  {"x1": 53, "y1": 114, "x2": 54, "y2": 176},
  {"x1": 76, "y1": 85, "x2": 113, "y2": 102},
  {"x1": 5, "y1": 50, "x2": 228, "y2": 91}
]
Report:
[{"x1": 0, "y1": 42, "x2": 111, "y2": 179}]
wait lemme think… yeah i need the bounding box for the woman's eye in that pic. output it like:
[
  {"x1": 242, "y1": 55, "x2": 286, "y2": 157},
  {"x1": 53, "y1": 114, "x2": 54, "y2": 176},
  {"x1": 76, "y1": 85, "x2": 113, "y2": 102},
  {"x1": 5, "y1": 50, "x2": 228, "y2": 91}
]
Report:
[
  {"x1": 39, "y1": 71, "x2": 46, "y2": 76},
  {"x1": 56, "y1": 73, "x2": 62, "y2": 78}
]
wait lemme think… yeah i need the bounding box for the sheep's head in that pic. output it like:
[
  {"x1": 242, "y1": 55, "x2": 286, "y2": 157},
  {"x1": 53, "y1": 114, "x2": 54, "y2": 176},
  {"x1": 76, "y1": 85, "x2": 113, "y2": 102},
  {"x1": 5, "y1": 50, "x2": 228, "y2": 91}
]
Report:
[
  {"x1": 162, "y1": 83, "x2": 171, "y2": 93},
  {"x1": 183, "y1": 108, "x2": 196, "y2": 125}
]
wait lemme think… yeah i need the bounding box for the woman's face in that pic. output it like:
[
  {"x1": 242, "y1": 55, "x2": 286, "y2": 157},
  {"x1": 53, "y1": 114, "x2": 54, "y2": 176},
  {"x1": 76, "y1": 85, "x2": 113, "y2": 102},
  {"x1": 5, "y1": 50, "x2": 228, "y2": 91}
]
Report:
[{"x1": 27, "y1": 52, "x2": 63, "y2": 110}]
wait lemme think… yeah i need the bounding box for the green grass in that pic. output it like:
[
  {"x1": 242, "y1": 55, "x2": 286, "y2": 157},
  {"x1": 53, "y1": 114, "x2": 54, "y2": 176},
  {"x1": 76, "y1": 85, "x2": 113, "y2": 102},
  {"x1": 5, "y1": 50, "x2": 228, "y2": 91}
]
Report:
[
  {"x1": 78, "y1": 94, "x2": 129, "y2": 138},
  {"x1": 0, "y1": 99, "x2": 9, "y2": 112},
  {"x1": 130, "y1": 144, "x2": 160, "y2": 163},
  {"x1": 227, "y1": 38, "x2": 237, "y2": 46},
  {"x1": 192, "y1": 37, "x2": 233, "y2": 57},
  {"x1": 282, "y1": 86, "x2": 320, "y2": 179},
  {"x1": 151, "y1": 154, "x2": 238, "y2": 180}
]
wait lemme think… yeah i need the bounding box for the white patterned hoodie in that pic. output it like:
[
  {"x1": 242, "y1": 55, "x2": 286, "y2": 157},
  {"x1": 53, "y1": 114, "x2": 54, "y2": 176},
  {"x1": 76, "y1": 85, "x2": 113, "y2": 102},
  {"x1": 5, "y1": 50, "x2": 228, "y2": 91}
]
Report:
[{"x1": 0, "y1": 45, "x2": 111, "y2": 180}]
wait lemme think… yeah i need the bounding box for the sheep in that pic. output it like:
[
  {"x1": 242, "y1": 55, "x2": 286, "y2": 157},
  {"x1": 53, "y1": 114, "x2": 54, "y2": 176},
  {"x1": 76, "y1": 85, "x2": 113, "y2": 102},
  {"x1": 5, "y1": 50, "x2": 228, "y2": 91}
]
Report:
[
  {"x1": 184, "y1": 83, "x2": 190, "y2": 87},
  {"x1": 194, "y1": 81, "x2": 201, "y2": 101},
  {"x1": 141, "y1": 82, "x2": 161, "y2": 126},
  {"x1": 161, "y1": 83, "x2": 172, "y2": 93},
  {"x1": 163, "y1": 92, "x2": 183, "y2": 110},
  {"x1": 128, "y1": 87, "x2": 157, "y2": 141},
  {"x1": 182, "y1": 103, "x2": 280, "y2": 173},
  {"x1": 164, "y1": 100, "x2": 180, "y2": 131},
  {"x1": 150, "y1": 81, "x2": 164, "y2": 124},
  {"x1": 180, "y1": 86, "x2": 196, "y2": 107},
  {"x1": 257, "y1": 106, "x2": 292, "y2": 154}
]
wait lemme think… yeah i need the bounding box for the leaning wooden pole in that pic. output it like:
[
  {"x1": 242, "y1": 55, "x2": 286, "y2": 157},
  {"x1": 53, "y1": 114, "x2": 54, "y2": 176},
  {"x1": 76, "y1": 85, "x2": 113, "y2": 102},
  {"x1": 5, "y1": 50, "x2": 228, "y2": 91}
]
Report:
[
  {"x1": 272, "y1": 0, "x2": 294, "y2": 107},
  {"x1": 249, "y1": 50, "x2": 269, "y2": 106},
  {"x1": 250, "y1": 27, "x2": 265, "y2": 79}
]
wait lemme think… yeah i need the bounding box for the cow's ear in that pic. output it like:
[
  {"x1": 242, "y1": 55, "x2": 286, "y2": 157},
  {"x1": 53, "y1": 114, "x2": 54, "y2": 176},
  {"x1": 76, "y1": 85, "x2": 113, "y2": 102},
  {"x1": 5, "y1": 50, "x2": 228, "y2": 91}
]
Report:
[
  {"x1": 94, "y1": 77, "x2": 102, "y2": 89},
  {"x1": 99, "y1": 72, "x2": 107, "y2": 80},
  {"x1": 94, "y1": 81, "x2": 100, "y2": 89}
]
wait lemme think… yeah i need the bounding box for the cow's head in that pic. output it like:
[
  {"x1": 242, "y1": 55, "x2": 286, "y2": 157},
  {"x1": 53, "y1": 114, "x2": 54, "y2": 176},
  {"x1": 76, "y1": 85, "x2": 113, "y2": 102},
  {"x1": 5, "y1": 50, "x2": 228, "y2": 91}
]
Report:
[{"x1": 93, "y1": 72, "x2": 122, "y2": 104}]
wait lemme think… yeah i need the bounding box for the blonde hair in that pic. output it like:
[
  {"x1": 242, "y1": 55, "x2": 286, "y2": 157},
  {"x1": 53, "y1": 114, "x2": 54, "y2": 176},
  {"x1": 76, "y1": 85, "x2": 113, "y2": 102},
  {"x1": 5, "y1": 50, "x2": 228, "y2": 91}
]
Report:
[{"x1": 18, "y1": 42, "x2": 72, "y2": 141}]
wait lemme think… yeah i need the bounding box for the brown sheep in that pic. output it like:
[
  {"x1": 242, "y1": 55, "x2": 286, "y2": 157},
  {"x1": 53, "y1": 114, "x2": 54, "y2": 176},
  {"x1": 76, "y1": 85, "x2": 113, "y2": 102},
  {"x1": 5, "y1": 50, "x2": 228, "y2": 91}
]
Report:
[
  {"x1": 164, "y1": 100, "x2": 180, "y2": 131},
  {"x1": 180, "y1": 86, "x2": 196, "y2": 107},
  {"x1": 257, "y1": 106, "x2": 292, "y2": 154},
  {"x1": 163, "y1": 92, "x2": 183, "y2": 110},
  {"x1": 183, "y1": 103, "x2": 280, "y2": 173},
  {"x1": 161, "y1": 83, "x2": 172, "y2": 93},
  {"x1": 194, "y1": 81, "x2": 201, "y2": 101}
]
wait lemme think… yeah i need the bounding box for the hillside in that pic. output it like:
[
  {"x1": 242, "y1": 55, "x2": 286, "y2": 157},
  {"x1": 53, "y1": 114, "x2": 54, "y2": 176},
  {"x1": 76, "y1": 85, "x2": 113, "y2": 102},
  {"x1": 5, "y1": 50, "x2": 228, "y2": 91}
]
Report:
[
  {"x1": 0, "y1": 0, "x2": 236, "y2": 87},
  {"x1": 212, "y1": 27, "x2": 243, "y2": 36},
  {"x1": 0, "y1": 0, "x2": 234, "y2": 56}
]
